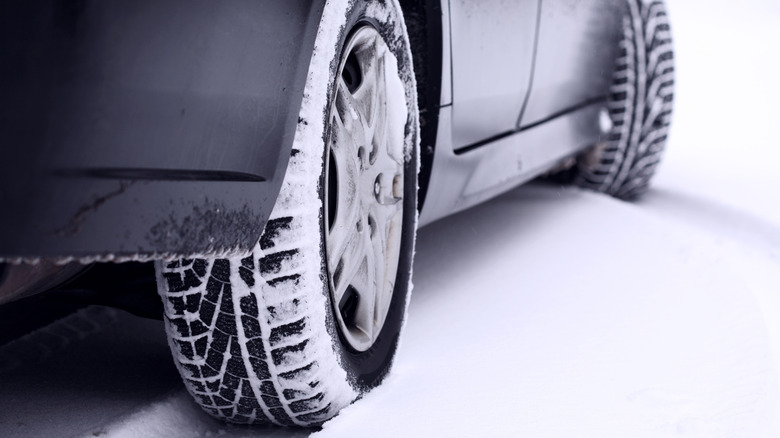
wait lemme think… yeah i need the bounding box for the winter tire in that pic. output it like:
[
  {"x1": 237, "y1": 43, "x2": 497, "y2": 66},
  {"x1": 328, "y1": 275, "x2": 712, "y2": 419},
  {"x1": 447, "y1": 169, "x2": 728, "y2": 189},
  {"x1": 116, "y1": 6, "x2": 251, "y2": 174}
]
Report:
[
  {"x1": 156, "y1": 0, "x2": 419, "y2": 427},
  {"x1": 571, "y1": 0, "x2": 675, "y2": 199}
]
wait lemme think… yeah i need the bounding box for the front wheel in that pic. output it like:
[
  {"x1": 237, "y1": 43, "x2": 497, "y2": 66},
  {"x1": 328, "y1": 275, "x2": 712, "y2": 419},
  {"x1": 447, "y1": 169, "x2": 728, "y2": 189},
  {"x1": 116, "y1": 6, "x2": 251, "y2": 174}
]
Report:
[
  {"x1": 156, "y1": 0, "x2": 419, "y2": 426},
  {"x1": 560, "y1": 0, "x2": 675, "y2": 199}
]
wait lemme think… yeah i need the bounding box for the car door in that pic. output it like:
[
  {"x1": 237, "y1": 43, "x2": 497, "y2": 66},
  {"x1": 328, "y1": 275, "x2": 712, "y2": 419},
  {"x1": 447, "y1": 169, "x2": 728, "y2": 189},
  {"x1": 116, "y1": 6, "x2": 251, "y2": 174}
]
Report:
[
  {"x1": 449, "y1": 0, "x2": 539, "y2": 151},
  {"x1": 519, "y1": 0, "x2": 625, "y2": 126}
]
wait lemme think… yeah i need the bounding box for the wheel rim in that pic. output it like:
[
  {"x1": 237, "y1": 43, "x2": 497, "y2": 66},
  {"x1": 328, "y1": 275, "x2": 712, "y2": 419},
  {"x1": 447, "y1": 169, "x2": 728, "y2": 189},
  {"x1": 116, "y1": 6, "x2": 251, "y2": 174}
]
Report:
[{"x1": 324, "y1": 25, "x2": 407, "y2": 352}]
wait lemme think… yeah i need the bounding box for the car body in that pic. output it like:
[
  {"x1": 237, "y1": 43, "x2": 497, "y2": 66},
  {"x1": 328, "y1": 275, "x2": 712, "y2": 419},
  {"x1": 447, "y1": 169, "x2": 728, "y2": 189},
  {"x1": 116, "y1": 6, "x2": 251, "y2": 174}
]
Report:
[{"x1": 0, "y1": 0, "x2": 622, "y2": 263}]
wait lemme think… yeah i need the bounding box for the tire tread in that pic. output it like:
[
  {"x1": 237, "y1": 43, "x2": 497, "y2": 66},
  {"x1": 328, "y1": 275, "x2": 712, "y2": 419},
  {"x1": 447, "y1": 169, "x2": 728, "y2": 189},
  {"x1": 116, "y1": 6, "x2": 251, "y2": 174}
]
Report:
[{"x1": 575, "y1": 0, "x2": 675, "y2": 199}]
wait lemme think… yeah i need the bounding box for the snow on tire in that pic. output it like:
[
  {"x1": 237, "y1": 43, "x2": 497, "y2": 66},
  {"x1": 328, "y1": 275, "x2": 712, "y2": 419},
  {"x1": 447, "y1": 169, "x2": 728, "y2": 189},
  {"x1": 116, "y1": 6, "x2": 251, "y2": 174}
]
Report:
[
  {"x1": 155, "y1": 0, "x2": 419, "y2": 427},
  {"x1": 576, "y1": 0, "x2": 675, "y2": 199}
]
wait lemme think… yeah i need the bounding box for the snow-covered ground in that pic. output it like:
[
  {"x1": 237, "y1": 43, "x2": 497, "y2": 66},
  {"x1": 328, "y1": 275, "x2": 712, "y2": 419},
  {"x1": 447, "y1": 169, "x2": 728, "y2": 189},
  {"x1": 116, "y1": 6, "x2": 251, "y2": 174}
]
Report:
[{"x1": 1, "y1": 0, "x2": 779, "y2": 437}]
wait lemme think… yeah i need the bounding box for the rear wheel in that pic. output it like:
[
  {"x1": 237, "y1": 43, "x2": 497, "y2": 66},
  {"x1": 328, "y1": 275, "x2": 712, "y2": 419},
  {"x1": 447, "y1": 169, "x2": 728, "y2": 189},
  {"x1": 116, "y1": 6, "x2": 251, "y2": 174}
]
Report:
[
  {"x1": 156, "y1": 0, "x2": 419, "y2": 426},
  {"x1": 566, "y1": 0, "x2": 675, "y2": 199}
]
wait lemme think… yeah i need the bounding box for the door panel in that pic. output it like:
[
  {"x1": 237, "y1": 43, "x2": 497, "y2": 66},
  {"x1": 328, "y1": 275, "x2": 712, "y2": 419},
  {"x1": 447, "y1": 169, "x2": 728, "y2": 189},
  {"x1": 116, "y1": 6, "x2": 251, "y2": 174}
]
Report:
[
  {"x1": 520, "y1": 0, "x2": 625, "y2": 126},
  {"x1": 449, "y1": 0, "x2": 539, "y2": 150}
]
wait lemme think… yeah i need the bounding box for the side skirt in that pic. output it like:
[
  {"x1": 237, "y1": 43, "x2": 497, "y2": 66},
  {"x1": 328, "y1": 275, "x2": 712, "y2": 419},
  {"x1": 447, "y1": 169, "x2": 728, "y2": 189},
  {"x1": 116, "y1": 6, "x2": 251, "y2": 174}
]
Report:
[{"x1": 419, "y1": 102, "x2": 606, "y2": 226}]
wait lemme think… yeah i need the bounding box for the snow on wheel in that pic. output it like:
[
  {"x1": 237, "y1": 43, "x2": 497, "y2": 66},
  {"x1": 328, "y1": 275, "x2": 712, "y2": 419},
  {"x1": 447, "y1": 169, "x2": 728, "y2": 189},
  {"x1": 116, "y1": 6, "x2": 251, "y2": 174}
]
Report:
[
  {"x1": 155, "y1": 0, "x2": 419, "y2": 427},
  {"x1": 574, "y1": 0, "x2": 675, "y2": 199}
]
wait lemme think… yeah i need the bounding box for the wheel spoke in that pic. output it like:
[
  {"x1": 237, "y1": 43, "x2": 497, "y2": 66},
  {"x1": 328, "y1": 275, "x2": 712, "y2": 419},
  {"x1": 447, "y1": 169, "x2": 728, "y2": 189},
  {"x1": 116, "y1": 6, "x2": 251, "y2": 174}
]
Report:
[
  {"x1": 349, "y1": 229, "x2": 379, "y2": 339},
  {"x1": 353, "y1": 36, "x2": 380, "y2": 123},
  {"x1": 353, "y1": 35, "x2": 387, "y2": 162},
  {"x1": 336, "y1": 78, "x2": 369, "y2": 147},
  {"x1": 329, "y1": 219, "x2": 367, "y2": 304},
  {"x1": 330, "y1": 107, "x2": 361, "y2": 171},
  {"x1": 328, "y1": 115, "x2": 361, "y2": 236}
]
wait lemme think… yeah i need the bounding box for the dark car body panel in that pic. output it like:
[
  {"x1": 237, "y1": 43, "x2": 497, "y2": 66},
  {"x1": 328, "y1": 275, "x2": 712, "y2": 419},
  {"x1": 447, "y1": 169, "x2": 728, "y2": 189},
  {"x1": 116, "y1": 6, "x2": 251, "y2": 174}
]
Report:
[
  {"x1": 0, "y1": 0, "x2": 324, "y2": 259},
  {"x1": 1, "y1": 0, "x2": 625, "y2": 259}
]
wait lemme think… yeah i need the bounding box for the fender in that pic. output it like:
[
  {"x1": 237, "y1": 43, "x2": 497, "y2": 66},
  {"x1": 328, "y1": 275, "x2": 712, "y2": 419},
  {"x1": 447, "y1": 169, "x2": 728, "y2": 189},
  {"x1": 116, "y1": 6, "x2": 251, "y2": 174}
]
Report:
[{"x1": 0, "y1": 0, "x2": 326, "y2": 260}]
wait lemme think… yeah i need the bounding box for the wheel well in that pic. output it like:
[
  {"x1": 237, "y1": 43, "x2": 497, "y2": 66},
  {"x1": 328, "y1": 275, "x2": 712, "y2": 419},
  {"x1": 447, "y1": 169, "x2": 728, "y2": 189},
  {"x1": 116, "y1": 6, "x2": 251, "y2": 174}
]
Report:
[{"x1": 398, "y1": 0, "x2": 443, "y2": 212}]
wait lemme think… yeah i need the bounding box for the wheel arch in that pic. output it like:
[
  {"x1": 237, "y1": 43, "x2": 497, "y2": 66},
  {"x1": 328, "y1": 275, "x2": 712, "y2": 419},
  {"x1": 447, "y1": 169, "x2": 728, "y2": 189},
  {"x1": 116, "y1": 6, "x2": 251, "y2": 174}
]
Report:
[{"x1": 396, "y1": 0, "x2": 445, "y2": 213}]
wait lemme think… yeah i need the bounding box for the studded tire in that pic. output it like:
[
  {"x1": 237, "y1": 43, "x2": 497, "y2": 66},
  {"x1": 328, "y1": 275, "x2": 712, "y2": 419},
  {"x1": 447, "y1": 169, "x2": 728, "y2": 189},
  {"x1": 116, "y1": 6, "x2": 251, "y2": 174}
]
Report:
[
  {"x1": 570, "y1": 0, "x2": 675, "y2": 199},
  {"x1": 156, "y1": 0, "x2": 419, "y2": 427}
]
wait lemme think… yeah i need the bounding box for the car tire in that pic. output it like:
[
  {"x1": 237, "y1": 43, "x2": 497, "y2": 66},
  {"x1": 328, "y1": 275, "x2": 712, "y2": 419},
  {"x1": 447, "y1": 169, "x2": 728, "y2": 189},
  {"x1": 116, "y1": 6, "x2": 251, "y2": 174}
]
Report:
[
  {"x1": 155, "y1": 0, "x2": 419, "y2": 427},
  {"x1": 568, "y1": 0, "x2": 675, "y2": 199}
]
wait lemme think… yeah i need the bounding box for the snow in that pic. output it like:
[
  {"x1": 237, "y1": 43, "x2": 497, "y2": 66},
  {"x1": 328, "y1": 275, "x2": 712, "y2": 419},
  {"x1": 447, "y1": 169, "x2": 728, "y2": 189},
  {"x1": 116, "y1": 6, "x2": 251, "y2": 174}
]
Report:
[
  {"x1": 658, "y1": 0, "x2": 780, "y2": 227},
  {"x1": 317, "y1": 186, "x2": 780, "y2": 437},
  {"x1": 1, "y1": 0, "x2": 779, "y2": 436}
]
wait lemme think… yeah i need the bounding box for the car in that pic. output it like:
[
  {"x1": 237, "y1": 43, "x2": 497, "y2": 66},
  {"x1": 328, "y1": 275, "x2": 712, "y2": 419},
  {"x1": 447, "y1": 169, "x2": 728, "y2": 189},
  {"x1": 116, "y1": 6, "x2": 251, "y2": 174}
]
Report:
[{"x1": 0, "y1": 0, "x2": 674, "y2": 427}]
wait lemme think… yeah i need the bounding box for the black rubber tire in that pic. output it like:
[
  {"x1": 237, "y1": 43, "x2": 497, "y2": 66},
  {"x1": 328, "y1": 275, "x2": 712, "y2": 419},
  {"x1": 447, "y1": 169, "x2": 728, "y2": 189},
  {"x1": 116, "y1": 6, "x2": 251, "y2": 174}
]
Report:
[
  {"x1": 155, "y1": 0, "x2": 419, "y2": 427},
  {"x1": 573, "y1": 0, "x2": 675, "y2": 199}
]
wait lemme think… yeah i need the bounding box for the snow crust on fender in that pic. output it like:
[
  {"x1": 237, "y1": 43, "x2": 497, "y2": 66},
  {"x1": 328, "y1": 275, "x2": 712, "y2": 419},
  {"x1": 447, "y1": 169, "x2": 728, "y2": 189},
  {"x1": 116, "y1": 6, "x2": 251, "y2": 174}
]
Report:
[{"x1": 156, "y1": 0, "x2": 419, "y2": 427}]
